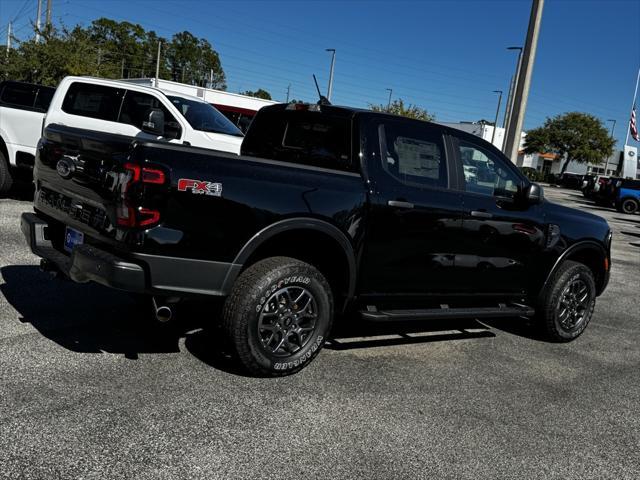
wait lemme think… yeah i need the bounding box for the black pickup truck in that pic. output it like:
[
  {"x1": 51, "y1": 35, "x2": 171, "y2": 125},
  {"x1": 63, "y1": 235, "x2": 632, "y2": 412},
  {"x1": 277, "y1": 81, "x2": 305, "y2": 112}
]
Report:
[{"x1": 22, "y1": 103, "x2": 612, "y2": 375}]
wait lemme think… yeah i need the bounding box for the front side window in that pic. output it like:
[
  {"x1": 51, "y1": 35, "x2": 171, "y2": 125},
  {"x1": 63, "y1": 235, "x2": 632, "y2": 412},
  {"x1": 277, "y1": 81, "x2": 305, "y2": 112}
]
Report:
[
  {"x1": 119, "y1": 91, "x2": 181, "y2": 139},
  {"x1": 168, "y1": 96, "x2": 243, "y2": 137},
  {"x1": 61, "y1": 82, "x2": 123, "y2": 121},
  {"x1": 0, "y1": 83, "x2": 36, "y2": 108},
  {"x1": 380, "y1": 122, "x2": 447, "y2": 189},
  {"x1": 458, "y1": 139, "x2": 522, "y2": 198}
]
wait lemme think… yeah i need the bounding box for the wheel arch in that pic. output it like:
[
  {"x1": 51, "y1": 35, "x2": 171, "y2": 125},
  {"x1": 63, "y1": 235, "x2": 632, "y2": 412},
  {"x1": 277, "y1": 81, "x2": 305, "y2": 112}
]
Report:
[
  {"x1": 541, "y1": 241, "x2": 609, "y2": 298},
  {"x1": 0, "y1": 135, "x2": 9, "y2": 162},
  {"x1": 231, "y1": 218, "x2": 357, "y2": 311}
]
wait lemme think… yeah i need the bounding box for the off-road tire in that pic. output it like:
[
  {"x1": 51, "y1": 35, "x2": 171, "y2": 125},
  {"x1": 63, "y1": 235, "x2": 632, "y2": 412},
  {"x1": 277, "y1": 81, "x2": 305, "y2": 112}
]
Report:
[
  {"x1": 0, "y1": 151, "x2": 14, "y2": 194},
  {"x1": 618, "y1": 198, "x2": 639, "y2": 215},
  {"x1": 222, "y1": 257, "x2": 333, "y2": 376},
  {"x1": 537, "y1": 260, "x2": 596, "y2": 342}
]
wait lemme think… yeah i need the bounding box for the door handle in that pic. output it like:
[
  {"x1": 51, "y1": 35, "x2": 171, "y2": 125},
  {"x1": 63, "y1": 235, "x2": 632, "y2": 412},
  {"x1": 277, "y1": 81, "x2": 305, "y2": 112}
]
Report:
[
  {"x1": 470, "y1": 210, "x2": 493, "y2": 219},
  {"x1": 388, "y1": 200, "x2": 414, "y2": 209}
]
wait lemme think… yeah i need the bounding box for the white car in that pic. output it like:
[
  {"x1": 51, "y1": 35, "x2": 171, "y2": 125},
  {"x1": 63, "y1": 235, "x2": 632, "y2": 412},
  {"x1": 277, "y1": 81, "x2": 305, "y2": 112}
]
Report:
[
  {"x1": 45, "y1": 76, "x2": 244, "y2": 156},
  {"x1": 0, "y1": 81, "x2": 56, "y2": 192}
]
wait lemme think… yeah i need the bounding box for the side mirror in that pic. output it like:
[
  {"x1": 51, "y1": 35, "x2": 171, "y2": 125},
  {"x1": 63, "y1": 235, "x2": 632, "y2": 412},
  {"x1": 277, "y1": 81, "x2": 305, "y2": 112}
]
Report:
[
  {"x1": 524, "y1": 182, "x2": 544, "y2": 205},
  {"x1": 141, "y1": 108, "x2": 165, "y2": 136}
]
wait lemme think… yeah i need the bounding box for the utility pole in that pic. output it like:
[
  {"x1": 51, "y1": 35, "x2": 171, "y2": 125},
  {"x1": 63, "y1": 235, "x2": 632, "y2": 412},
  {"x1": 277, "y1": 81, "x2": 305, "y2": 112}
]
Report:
[
  {"x1": 286, "y1": 84, "x2": 291, "y2": 103},
  {"x1": 45, "y1": 0, "x2": 52, "y2": 27},
  {"x1": 6, "y1": 22, "x2": 11, "y2": 55},
  {"x1": 210, "y1": 69, "x2": 214, "y2": 89},
  {"x1": 155, "y1": 41, "x2": 162, "y2": 88},
  {"x1": 386, "y1": 88, "x2": 393, "y2": 111},
  {"x1": 503, "y1": 46, "x2": 523, "y2": 150},
  {"x1": 35, "y1": 0, "x2": 42, "y2": 42},
  {"x1": 504, "y1": 0, "x2": 544, "y2": 163},
  {"x1": 491, "y1": 90, "x2": 503, "y2": 146},
  {"x1": 326, "y1": 48, "x2": 336, "y2": 101}
]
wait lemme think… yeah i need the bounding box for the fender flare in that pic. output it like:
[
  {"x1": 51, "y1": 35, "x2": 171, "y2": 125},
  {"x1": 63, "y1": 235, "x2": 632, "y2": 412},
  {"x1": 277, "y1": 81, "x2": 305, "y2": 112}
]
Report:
[
  {"x1": 540, "y1": 240, "x2": 608, "y2": 296},
  {"x1": 231, "y1": 218, "x2": 358, "y2": 300}
]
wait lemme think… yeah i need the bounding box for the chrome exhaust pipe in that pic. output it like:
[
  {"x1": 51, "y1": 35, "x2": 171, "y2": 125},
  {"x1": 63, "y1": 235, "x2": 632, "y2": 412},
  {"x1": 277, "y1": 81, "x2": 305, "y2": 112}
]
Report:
[{"x1": 152, "y1": 297, "x2": 173, "y2": 323}]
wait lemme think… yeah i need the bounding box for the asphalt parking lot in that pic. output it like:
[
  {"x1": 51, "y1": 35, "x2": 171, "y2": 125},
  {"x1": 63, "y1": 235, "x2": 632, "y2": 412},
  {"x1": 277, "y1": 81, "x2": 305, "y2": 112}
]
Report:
[{"x1": 1, "y1": 183, "x2": 639, "y2": 480}]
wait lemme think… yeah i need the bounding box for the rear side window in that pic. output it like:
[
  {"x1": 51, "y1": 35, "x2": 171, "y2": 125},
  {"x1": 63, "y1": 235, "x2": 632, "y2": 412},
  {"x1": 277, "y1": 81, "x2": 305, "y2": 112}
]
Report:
[
  {"x1": 0, "y1": 83, "x2": 36, "y2": 108},
  {"x1": 119, "y1": 91, "x2": 182, "y2": 138},
  {"x1": 242, "y1": 110, "x2": 353, "y2": 172},
  {"x1": 61, "y1": 82, "x2": 123, "y2": 121},
  {"x1": 33, "y1": 87, "x2": 55, "y2": 111},
  {"x1": 379, "y1": 121, "x2": 448, "y2": 189}
]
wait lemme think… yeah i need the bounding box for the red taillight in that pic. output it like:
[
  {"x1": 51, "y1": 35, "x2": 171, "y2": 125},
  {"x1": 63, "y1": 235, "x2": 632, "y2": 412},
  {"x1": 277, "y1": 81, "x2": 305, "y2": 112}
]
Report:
[
  {"x1": 141, "y1": 168, "x2": 165, "y2": 184},
  {"x1": 138, "y1": 208, "x2": 161, "y2": 227},
  {"x1": 118, "y1": 163, "x2": 165, "y2": 228}
]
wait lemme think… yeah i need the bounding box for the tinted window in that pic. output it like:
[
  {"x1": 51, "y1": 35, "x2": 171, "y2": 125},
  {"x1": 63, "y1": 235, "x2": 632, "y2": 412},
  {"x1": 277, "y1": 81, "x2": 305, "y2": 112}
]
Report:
[
  {"x1": 242, "y1": 110, "x2": 353, "y2": 171},
  {"x1": 33, "y1": 87, "x2": 55, "y2": 111},
  {"x1": 380, "y1": 122, "x2": 447, "y2": 189},
  {"x1": 1, "y1": 83, "x2": 36, "y2": 108},
  {"x1": 119, "y1": 91, "x2": 182, "y2": 139},
  {"x1": 168, "y1": 96, "x2": 242, "y2": 137},
  {"x1": 61, "y1": 82, "x2": 123, "y2": 121},
  {"x1": 217, "y1": 107, "x2": 254, "y2": 133},
  {"x1": 458, "y1": 139, "x2": 522, "y2": 198}
]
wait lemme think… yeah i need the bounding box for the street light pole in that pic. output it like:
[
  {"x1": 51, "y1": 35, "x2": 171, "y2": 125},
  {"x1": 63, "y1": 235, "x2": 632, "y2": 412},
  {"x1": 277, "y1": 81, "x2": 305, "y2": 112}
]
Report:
[
  {"x1": 504, "y1": 0, "x2": 545, "y2": 163},
  {"x1": 326, "y1": 48, "x2": 336, "y2": 101},
  {"x1": 503, "y1": 46, "x2": 523, "y2": 147},
  {"x1": 604, "y1": 119, "x2": 617, "y2": 175},
  {"x1": 491, "y1": 90, "x2": 503, "y2": 146},
  {"x1": 386, "y1": 88, "x2": 393, "y2": 111}
]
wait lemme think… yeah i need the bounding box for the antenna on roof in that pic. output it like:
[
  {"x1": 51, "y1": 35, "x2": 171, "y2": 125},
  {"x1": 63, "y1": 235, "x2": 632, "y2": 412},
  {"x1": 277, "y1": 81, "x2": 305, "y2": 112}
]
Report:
[{"x1": 312, "y1": 74, "x2": 331, "y2": 106}]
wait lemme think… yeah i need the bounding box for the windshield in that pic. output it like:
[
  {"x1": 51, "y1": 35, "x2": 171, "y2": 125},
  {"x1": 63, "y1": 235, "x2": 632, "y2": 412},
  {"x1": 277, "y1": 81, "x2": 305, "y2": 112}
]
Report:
[{"x1": 167, "y1": 95, "x2": 243, "y2": 137}]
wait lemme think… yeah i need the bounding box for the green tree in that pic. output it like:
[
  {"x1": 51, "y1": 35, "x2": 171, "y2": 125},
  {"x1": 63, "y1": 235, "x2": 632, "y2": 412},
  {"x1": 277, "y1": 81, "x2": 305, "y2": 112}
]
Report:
[
  {"x1": 166, "y1": 31, "x2": 225, "y2": 88},
  {"x1": 523, "y1": 112, "x2": 615, "y2": 175},
  {"x1": 370, "y1": 99, "x2": 434, "y2": 121},
  {"x1": 241, "y1": 89, "x2": 272, "y2": 100},
  {"x1": 0, "y1": 18, "x2": 225, "y2": 88},
  {"x1": 1, "y1": 25, "x2": 97, "y2": 85}
]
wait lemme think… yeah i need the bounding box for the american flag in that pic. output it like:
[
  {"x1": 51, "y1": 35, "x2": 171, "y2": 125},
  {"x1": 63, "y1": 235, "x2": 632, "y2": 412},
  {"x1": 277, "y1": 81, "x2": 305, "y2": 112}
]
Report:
[{"x1": 631, "y1": 103, "x2": 639, "y2": 141}]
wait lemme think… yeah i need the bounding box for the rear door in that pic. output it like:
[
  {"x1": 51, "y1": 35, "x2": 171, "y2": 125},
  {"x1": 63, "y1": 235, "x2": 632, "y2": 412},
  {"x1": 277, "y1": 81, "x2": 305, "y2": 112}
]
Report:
[
  {"x1": 451, "y1": 134, "x2": 546, "y2": 296},
  {"x1": 0, "y1": 82, "x2": 45, "y2": 154},
  {"x1": 359, "y1": 118, "x2": 466, "y2": 300}
]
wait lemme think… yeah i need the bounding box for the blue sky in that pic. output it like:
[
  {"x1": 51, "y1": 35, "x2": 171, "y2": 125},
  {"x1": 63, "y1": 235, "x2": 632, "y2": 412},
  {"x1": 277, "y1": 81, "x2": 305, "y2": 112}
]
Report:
[{"x1": 1, "y1": 0, "x2": 639, "y2": 148}]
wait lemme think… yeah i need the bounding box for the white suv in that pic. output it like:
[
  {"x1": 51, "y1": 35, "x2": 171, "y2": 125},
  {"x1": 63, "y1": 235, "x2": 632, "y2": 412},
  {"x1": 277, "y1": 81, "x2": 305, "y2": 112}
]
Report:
[
  {"x1": 0, "y1": 81, "x2": 56, "y2": 193},
  {"x1": 45, "y1": 77, "x2": 244, "y2": 155}
]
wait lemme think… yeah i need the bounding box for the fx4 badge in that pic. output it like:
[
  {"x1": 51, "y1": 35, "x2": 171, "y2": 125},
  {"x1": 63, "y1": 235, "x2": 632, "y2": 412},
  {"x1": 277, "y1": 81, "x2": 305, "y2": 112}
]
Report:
[{"x1": 177, "y1": 178, "x2": 222, "y2": 197}]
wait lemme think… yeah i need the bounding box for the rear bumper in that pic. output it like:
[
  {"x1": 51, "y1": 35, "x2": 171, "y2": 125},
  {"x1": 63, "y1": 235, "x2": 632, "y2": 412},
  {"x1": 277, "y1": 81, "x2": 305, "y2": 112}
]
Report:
[{"x1": 21, "y1": 212, "x2": 241, "y2": 296}]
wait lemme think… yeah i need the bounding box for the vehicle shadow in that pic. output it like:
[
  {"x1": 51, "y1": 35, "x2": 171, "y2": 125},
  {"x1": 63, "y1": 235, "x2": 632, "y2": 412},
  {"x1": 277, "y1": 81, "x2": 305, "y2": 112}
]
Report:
[
  {"x1": 583, "y1": 205, "x2": 615, "y2": 213},
  {"x1": 0, "y1": 265, "x2": 187, "y2": 359},
  {"x1": 325, "y1": 316, "x2": 496, "y2": 350},
  {"x1": 613, "y1": 217, "x2": 640, "y2": 224},
  {"x1": 0, "y1": 265, "x2": 544, "y2": 374}
]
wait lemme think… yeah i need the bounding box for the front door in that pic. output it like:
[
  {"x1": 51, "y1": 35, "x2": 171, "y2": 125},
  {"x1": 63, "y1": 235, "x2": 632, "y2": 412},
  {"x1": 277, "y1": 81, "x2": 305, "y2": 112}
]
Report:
[
  {"x1": 359, "y1": 119, "x2": 466, "y2": 302},
  {"x1": 453, "y1": 135, "x2": 546, "y2": 296}
]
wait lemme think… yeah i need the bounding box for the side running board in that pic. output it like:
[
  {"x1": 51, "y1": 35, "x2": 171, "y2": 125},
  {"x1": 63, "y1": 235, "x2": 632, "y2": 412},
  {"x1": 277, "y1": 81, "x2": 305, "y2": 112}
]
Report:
[{"x1": 360, "y1": 304, "x2": 535, "y2": 322}]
